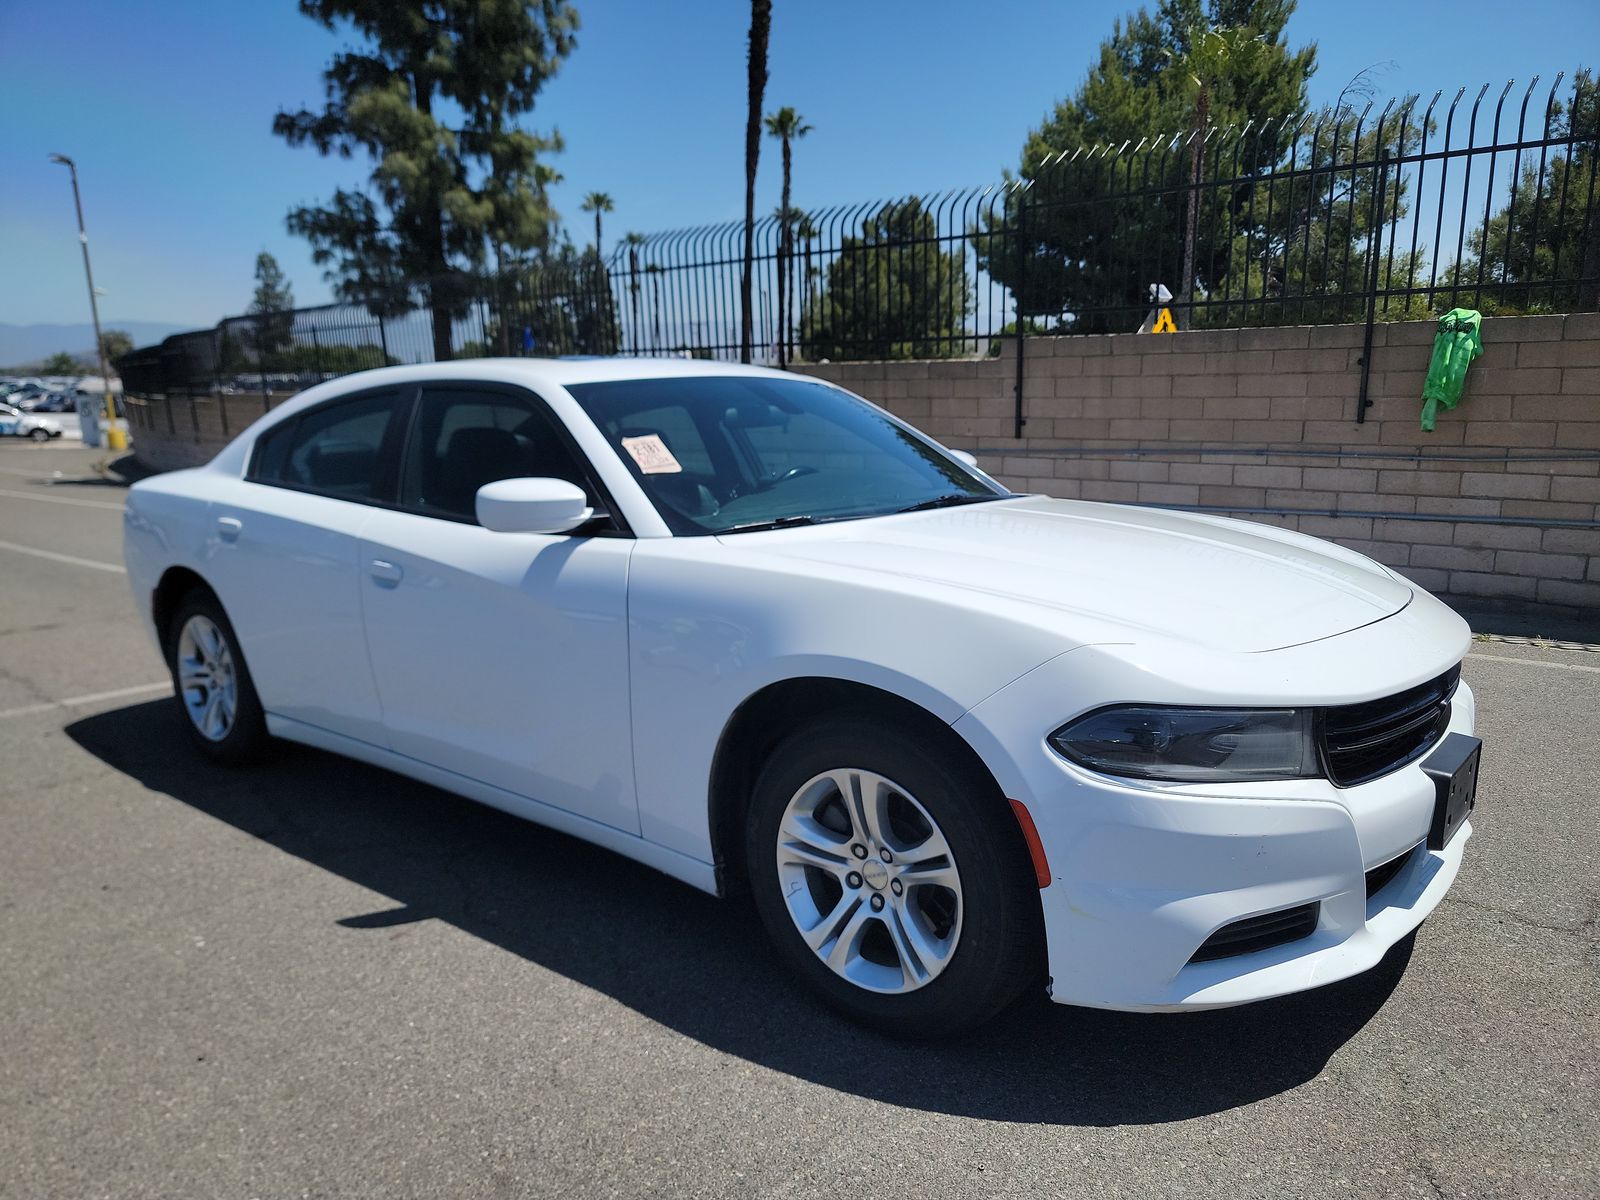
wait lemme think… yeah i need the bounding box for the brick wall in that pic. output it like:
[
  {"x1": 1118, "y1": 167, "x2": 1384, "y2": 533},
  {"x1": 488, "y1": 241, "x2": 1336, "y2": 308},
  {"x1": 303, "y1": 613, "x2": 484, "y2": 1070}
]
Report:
[
  {"x1": 128, "y1": 314, "x2": 1600, "y2": 612},
  {"x1": 794, "y1": 313, "x2": 1600, "y2": 613}
]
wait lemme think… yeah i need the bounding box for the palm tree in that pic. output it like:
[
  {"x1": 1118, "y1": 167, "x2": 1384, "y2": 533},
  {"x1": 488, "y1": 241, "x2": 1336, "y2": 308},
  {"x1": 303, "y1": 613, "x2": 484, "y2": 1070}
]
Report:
[
  {"x1": 792, "y1": 211, "x2": 820, "y2": 355},
  {"x1": 1165, "y1": 27, "x2": 1265, "y2": 323},
  {"x1": 624, "y1": 232, "x2": 646, "y2": 354},
  {"x1": 740, "y1": 0, "x2": 771, "y2": 363},
  {"x1": 580, "y1": 192, "x2": 614, "y2": 255},
  {"x1": 763, "y1": 107, "x2": 813, "y2": 367},
  {"x1": 645, "y1": 262, "x2": 665, "y2": 351}
]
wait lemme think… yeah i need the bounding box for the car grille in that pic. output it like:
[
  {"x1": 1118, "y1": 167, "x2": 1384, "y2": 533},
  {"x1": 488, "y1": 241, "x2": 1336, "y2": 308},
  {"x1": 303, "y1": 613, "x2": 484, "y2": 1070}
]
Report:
[
  {"x1": 1364, "y1": 843, "x2": 1419, "y2": 899},
  {"x1": 1189, "y1": 902, "x2": 1320, "y2": 963},
  {"x1": 1320, "y1": 665, "x2": 1460, "y2": 787}
]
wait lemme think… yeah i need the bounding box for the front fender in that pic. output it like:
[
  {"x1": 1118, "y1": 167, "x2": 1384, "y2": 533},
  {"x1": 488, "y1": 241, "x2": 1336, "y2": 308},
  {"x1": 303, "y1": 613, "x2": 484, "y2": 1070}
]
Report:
[{"x1": 625, "y1": 542, "x2": 1075, "y2": 862}]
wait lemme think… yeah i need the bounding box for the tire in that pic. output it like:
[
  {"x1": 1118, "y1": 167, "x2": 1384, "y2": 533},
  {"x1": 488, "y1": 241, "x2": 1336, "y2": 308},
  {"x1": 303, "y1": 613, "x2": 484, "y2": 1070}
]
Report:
[
  {"x1": 745, "y1": 715, "x2": 1042, "y2": 1039},
  {"x1": 165, "y1": 589, "x2": 270, "y2": 765},
  {"x1": 28, "y1": 427, "x2": 49, "y2": 442}
]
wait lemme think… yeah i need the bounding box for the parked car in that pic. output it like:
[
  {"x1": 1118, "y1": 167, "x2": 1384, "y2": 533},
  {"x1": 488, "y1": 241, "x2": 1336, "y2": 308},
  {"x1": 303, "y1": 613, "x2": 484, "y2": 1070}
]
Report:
[
  {"x1": 123, "y1": 359, "x2": 1480, "y2": 1037},
  {"x1": 27, "y1": 392, "x2": 75, "y2": 413},
  {"x1": 0, "y1": 402, "x2": 62, "y2": 441}
]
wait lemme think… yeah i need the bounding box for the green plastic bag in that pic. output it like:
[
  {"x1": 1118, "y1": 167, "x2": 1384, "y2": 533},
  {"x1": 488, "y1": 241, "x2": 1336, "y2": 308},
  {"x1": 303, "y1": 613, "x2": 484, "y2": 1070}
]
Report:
[{"x1": 1420, "y1": 308, "x2": 1482, "y2": 431}]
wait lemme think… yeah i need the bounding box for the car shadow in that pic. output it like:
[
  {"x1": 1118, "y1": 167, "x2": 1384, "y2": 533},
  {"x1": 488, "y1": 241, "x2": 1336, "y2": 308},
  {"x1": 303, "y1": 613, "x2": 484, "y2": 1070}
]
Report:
[{"x1": 66, "y1": 700, "x2": 1413, "y2": 1127}]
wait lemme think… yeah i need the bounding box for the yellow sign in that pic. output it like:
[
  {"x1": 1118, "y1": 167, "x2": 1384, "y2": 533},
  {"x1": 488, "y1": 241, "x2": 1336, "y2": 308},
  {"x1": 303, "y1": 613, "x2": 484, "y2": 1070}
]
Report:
[{"x1": 1150, "y1": 307, "x2": 1178, "y2": 333}]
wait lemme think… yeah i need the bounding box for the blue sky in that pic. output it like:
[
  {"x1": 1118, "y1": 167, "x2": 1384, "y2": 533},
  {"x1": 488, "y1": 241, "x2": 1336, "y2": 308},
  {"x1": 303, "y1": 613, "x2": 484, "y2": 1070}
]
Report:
[{"x1": 2, "y1": 0, "x2": 1595, "y2": 331}]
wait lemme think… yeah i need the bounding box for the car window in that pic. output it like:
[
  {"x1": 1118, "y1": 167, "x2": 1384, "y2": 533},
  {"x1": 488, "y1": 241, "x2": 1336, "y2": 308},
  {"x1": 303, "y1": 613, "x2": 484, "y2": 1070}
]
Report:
[
  {"x1": 252, "y1": 390, "x2": 399, "y2": 501},
  {"x1": 401, "y1": 387, "x2": 602, "y2": 524},
  {"x1": 568, "y1": 376, "x2": 1003, "y2": 535}
]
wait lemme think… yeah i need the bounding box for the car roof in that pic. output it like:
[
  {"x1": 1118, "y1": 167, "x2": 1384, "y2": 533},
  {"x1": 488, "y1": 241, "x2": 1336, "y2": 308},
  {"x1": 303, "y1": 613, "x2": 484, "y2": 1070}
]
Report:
[
  {"x1": 467, "y1": 356, "x2": 790, "y2": 385},
  {"x1": 239, "y1": 358, "x2": 829, "y2": 442},
  {"x1": 350, "y1": 356, "x2": 805, "y2": 389}
]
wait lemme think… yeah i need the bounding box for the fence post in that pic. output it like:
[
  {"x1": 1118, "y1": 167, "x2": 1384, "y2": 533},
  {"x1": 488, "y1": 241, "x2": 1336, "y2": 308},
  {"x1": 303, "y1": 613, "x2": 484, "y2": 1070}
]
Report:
[
  {"x1": 1013, "y1": 191, "x2": 1028, "y2": 439},
  {"x1": 1357, "y1": 151, "x2": 1390, "y2": 424}
]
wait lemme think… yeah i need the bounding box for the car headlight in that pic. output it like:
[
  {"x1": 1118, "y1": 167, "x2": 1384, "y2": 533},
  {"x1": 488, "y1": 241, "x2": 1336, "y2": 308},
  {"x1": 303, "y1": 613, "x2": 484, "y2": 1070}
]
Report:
[{"x1": 1048, "y1": 706, "x2": 1319, "y2": 783}]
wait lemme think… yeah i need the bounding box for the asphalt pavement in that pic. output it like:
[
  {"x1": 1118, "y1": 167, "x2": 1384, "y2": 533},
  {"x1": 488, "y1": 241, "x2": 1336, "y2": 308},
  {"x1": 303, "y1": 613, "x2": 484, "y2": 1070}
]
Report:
[{"x1": 2, "y1": 441, "x2": 1597, "y2": 1199}]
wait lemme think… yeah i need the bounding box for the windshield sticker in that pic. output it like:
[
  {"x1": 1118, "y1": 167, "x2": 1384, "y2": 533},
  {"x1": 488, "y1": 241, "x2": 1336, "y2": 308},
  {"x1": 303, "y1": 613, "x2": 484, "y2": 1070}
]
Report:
[{"x1": 621, "y1": 434, "x2": 683, "y2": 475}]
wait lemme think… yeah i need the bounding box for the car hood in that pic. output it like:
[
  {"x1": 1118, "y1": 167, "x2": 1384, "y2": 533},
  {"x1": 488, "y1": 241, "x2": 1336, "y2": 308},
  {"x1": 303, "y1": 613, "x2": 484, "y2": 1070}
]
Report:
[{"x1": 728, "y1": 496, "x2": 1413, "y2": 654}]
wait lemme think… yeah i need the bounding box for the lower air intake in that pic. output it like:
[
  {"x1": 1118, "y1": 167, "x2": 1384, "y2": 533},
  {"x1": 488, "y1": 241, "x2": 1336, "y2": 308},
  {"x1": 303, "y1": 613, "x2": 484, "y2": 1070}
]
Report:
[{"x1": 1190, "y1": 902, "x2": 1320, "y2": 963}]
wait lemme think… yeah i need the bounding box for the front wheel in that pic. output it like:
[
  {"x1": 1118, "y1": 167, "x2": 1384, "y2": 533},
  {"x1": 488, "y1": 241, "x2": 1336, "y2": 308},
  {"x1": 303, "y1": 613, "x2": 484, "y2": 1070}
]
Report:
[{"x1": 745, "y1": 716, "x2": 1042, "y2": 1039}]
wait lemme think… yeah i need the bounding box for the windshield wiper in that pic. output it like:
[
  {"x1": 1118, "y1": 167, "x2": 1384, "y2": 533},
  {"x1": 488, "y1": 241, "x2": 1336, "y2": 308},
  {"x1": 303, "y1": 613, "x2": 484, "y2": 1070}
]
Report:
[
  {"x1": 890, "y1": 493, "x2": 995, "y2": 515},
  {"x1": 718, "y1": 514, "x2": 819, "y2": 535}
]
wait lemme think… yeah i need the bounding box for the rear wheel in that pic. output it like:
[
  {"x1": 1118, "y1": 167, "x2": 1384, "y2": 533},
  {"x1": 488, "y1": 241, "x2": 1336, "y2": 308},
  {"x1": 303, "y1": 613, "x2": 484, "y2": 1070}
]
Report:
[
  {"x1": 28, "y1": 427, "x2": 49, "y2": 442},
  {"x1": 746, "y1": 716, "x2": 1041, "y2": 1038},
  {"x1": 165, "y1": 591, "x2": 269, "y2": 764}
]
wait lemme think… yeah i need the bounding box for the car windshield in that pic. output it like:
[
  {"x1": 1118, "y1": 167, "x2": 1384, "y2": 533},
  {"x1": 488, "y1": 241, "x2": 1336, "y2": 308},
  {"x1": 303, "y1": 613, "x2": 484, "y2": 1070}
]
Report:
[{"x1": 567, "y1": 376, "x2": 1006, "y2": 535}]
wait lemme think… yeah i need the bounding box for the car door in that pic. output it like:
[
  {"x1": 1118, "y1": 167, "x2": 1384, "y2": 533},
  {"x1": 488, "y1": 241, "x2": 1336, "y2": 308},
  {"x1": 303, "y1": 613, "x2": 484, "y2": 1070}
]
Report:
[
  {"x1": 204, "y1": 386, "x2": 406, "y2": 747},
  {"x1": 356, "y1": 383, "x2": 639, "y2": 834}
]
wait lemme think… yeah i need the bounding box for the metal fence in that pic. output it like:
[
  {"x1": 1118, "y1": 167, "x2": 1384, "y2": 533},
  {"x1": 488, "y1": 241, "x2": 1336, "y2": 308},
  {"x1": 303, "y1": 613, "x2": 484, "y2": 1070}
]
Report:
[{"x1": 122, "y1": 72, "x2": 1596, "y2": 402}]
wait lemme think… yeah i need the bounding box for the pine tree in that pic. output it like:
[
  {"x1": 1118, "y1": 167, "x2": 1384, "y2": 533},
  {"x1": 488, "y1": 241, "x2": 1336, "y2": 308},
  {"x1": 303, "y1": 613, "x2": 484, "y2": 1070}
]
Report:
[
  {"x1": 980, "y1": 0, "x2": 1315, "y2": 330},
  {"x1": 273, "y1": 0, "x2": 577, "y2": 361},
  {"x1": 246, "y1": 252, "x2": 297, "y2": 365}
]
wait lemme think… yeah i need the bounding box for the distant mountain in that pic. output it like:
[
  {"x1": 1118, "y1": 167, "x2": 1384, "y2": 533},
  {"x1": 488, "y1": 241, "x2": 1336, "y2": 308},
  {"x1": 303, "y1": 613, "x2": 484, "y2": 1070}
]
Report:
[{"x1": 0, "y1": 320, "x2": 197, "y2": 367}]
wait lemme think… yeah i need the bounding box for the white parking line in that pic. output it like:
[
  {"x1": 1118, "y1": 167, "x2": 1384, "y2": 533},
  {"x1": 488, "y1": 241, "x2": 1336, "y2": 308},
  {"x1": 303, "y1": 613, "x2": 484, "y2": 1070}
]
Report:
[
  {"x1": 1467, "y1": 652, "x2": 1600, "y2": 675},
  {"x1": 0, "y1": 682, "x2": 170, "y2": 721},
  {"x1": 0, "y1": 487, "x2": 124, "y2": 510},
  {"x1": 0, "y1": 539, "x2": 125, "y2": 573}
]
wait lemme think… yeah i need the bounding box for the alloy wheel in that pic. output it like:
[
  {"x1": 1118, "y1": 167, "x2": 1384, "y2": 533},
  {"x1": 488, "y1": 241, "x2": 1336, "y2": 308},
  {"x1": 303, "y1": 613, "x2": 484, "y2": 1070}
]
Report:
[
  {"x1": 176, "y1": 614, "x2": 238, "y2": 742},
  {"x1": 774, "y1": 767, "x2": 964, "y2": 994}
]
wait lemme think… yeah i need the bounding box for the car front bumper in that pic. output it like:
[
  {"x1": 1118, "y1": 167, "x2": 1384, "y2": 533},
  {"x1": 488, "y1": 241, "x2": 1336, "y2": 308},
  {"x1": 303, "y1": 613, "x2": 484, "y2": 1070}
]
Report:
[{"x1": 954, "y1": 624, "x2": 1476, "y2": 1012}]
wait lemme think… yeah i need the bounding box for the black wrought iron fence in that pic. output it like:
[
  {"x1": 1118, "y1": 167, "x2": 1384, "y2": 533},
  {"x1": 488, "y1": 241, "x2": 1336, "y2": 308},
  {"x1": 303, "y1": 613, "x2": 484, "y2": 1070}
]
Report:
[{"x1": 122, "y1": 72, "x2": 1596, "y2": 403}]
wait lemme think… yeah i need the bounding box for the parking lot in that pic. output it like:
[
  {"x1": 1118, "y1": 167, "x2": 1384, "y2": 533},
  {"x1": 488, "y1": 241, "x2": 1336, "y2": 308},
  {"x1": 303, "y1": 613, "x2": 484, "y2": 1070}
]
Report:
[{"x1": 2, "y1": 440, "x2": 1597, "y2": 1198}]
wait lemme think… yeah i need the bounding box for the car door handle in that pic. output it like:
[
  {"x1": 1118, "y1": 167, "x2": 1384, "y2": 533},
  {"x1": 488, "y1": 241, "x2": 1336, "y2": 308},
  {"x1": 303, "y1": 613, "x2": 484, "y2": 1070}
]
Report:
[
  {"x1": 369, "y1": 559, "x2": 403, "y2": 587},
  {"x1": 216, "y1": 516, "x2": 243, "y2": 543}
]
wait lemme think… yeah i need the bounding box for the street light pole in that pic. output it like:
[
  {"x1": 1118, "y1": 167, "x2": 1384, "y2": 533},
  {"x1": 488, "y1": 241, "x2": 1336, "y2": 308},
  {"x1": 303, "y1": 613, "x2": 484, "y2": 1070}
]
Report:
[{"x1": 49, "y1": 153, "x2": 126, "y2": 453}]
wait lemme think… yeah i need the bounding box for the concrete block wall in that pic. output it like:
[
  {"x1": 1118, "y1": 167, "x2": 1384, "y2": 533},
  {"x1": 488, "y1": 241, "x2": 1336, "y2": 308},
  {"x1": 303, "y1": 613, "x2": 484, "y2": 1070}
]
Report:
[
  {"x1": 795, "y1": 313, "x2": 1600, "y2": 613},
  {"x1": 128, "y1": 314, "x2": 1599, "y2": 612}
]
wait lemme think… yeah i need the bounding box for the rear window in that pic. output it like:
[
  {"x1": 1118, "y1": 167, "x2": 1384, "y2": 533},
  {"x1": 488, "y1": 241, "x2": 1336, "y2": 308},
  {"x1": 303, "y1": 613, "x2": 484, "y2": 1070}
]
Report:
[{"x1": 249, "y1": 391, "x2": 399, "y2": 502}]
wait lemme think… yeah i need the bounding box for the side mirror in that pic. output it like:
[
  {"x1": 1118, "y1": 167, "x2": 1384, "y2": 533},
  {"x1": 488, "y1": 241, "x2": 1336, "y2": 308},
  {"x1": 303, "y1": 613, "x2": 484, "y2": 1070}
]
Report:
[
  {"x1": 949, "y1": 449, "x2": 980, "y2": 469},
  {"x1": 476, "y1": 477, "x2": 593, "y2": 534}
]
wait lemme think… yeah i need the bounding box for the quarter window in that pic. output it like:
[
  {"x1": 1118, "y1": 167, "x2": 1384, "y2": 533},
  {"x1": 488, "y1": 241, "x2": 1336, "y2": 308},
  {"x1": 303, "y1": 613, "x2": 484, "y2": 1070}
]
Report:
[{"x1": 251, "y1": 391, "x2": 399, "y2": 501}]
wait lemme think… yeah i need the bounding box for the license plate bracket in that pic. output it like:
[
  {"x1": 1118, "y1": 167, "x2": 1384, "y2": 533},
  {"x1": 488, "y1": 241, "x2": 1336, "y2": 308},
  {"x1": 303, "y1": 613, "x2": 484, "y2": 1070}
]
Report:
[{"x1": 1423, "y1": 733, "x2": 1481, "y2": 850}]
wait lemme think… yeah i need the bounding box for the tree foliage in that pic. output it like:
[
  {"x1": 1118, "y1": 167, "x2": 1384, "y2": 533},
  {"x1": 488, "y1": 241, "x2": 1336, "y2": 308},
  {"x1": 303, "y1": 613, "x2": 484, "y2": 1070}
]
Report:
[
  {"x1": 462, "y1": 242, "x2": 620, "y2": 358},
  {"x1": 98, "y1": 330, "x2": 135, "y2": 364},
  {"x1": 41, "y1": 351, "x2": 79, "y2": 375},
  {"x1": 981, "y1": 0, "x2": 1319, "y2": 330},
  {"x1": 804, "y1": 200, "x2": 971, "y2": 361},
  {"x1": 1445, "y1": 70, "x2": 1599, "y2": 314},
  {"x1": 273, "y1": 0, "x2": 577, "y2": 360},
  {"x1": 245, "y1": 252, "x2": 297, "y2": 361},
  {"x1": 580, "y1": 191, "x2": 613, "y2": 252}
]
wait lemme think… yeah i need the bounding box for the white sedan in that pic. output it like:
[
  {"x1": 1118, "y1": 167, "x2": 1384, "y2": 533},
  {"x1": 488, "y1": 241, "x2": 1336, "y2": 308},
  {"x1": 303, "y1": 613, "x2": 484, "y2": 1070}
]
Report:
[
  {"x1": 124, "y1": 358, "x2": 1480, "y2": 1037},
  {"x1": 0, "y1": 401, "x2": 62, "y2": 440}
]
